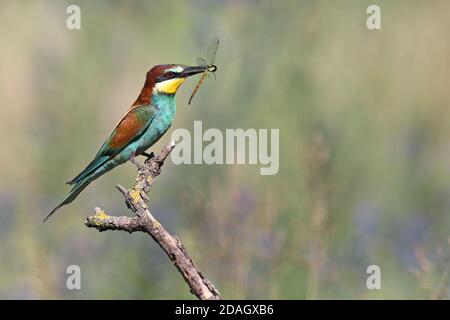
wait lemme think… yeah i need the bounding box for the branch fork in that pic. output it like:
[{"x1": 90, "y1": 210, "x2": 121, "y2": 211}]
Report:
[{"x1": 85, "y1": 141, "x2": 221, "y2": 300}]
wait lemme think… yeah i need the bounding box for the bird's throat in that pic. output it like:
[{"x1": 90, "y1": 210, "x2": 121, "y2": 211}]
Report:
[{"x1": 154, "y1": 78, "x2": 185, "y2": 95}]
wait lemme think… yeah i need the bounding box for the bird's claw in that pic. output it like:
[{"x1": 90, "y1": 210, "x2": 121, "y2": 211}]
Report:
[{"x1": 141, "y1": 151, "x2": 155, "y2": 160}]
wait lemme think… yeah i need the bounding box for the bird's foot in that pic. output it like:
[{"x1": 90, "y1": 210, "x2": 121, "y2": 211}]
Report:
[
  {"x1": 141, "y1": 151, "x2": 155, "y2": 160},
  {"x1": 142, "y1": 151, "x2": 155, "y2": 166},
  {"x1": 130, "y1": 153, "x2": 146, "y2": 171}
]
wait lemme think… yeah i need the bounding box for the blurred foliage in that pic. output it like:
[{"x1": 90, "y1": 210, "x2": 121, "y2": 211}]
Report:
[{"x1": 0, "y1": 0, "x2": 449, "y2": 299}]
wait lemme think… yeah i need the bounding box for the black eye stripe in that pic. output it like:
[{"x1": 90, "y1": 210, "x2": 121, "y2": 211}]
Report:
[{"x1": 157, "y1": 71, "x2": 179, "y2": 82}]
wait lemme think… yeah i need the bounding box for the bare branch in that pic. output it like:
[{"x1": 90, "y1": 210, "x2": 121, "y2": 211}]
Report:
[{"x1": 85, "y1": 142, "x2": 221, "y2": 300}]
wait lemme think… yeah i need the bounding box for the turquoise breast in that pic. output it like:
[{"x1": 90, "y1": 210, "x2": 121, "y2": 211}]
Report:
[{"x1": 137, "y1": 93, "x2": 176, "y2": 154}]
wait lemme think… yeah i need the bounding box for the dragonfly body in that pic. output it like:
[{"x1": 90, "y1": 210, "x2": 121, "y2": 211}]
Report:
[{"x1": 189, "y1": 72, "x2": 207, "y2": 105}]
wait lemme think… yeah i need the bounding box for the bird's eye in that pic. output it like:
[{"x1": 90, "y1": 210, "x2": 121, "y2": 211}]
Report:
[{"x1": 165, "y1": 71, "x2": 176, "y2": 78}]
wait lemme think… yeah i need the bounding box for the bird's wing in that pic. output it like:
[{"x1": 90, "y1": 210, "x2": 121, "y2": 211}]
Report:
[
  {"x1": 96, "y1": 103, "x2": 157, "y2": 157},
  {"x1": 67, "y1": 103, "x2": 157, "y2": 185}
]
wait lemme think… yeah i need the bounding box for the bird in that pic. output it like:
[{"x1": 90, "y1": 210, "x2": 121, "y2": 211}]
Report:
[{"x1": 44, "y1": 64, "x2": 208, "y2": 222}]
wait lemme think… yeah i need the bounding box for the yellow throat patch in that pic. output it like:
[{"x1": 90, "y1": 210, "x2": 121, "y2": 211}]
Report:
[{"x1": 155, "y1": 78, "x2": 185, "y2": 94}]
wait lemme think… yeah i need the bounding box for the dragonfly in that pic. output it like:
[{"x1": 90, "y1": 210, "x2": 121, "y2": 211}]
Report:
[{"x1": 188, "y1": 37, "x2": 219, "y2": 105}]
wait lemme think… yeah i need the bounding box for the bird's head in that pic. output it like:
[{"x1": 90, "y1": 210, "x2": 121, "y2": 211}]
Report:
[
  {"x1": 132, "y1": 64, "x2": 206, "y2": 107},
  {"x1": 132, "y1": 64, "x2": 207, "y2": 107},
  {"x1": 149, "y1": 64, "x2": 207, "y2": 95}
]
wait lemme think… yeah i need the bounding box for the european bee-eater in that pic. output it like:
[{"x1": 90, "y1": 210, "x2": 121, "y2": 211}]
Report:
[{"x1": 44, "y1": 64, "x2": 208, "y2": 222}]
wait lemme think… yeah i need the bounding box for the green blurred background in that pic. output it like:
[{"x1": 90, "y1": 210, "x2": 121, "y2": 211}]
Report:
[{"x1": 1, "y1": 0, "x2": 449, "y2": 299}]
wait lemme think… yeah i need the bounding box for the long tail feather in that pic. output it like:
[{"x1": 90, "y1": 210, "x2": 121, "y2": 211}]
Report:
[
  {"x1": 43, "y1": 177, "x2": 92, "y2": 223},
  {"x1": 44, "y1": 155, "x2": 124, "y2": 222}
]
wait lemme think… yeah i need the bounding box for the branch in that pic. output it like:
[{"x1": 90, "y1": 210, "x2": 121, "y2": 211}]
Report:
[{"x1": 85, "y1": 141, "x2": 221, "y2": 300}]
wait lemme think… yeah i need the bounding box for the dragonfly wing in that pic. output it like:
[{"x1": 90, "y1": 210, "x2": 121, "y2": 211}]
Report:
[
  {"x1": 207, "y1": 37, "x2": 219, "y2": 65},
  {"x1": 196, "y1": 57, "x2": 207, "y2": 66}
]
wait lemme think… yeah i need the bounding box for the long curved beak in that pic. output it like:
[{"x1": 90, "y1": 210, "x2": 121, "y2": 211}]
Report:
[{"x1": 181, "y1": 65, "x2": 207, "y2": 78}]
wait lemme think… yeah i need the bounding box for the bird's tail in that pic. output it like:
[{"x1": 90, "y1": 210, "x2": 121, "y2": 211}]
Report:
[
  {"x1": 43, "y1": 176, "x2": 93, "y2": 223},
  {"x1": 44, "y1": 154, "x2": 126, "y2": 222}
]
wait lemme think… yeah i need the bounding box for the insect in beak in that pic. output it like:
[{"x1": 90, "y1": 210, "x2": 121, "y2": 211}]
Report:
[{"x1": 188, "y1": 37, "x2": 220, "y2": 105}]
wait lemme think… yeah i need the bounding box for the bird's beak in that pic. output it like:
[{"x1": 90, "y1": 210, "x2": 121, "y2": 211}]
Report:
[{"x1": 181, "y1": 65, "x2": 207, "y2": 78}]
